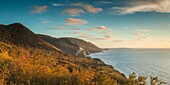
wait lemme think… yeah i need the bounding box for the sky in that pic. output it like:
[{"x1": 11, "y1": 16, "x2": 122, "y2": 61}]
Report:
[{"x1": 1, "y1": 0, "x2": 170, "y2": 48}]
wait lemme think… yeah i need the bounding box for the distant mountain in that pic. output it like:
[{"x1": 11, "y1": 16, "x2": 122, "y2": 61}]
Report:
[
  {"x1": 0, "y1": 23, "x2": 59, "y2": 51},
  {"x1": 38, "y1": 34, "x2": 102, "y2": 57}
]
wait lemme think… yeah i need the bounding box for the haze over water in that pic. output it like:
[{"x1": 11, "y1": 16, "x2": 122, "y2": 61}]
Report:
[{"x1": 91, "y1": 48, "x2": 170, "y2": 84}]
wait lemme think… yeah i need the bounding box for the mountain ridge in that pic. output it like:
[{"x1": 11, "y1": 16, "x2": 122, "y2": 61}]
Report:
[
  {"x1": 38, "y1": 34, "x2": 102, "y2": 57},
  {"x1": 0, "y1": 23, "x2": 60, "y2": 51}
]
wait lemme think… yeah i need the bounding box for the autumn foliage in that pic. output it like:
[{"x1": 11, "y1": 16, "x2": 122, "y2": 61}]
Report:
[{"x1": 0, "y1": 42, "x2": 126, "y2": 85}]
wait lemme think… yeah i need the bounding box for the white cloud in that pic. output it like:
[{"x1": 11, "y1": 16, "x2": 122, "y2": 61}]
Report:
[
  {"x1": 111, "y1": 0, "x2": 170, "y2": 14},
  {"x1": 63, "y1": 8, "x2": 84, "y2": 16},
  {"x1": 32, "y1": 5, "x2": 48, "y2": 14},
  {"x1": 40, "y1": 20, "x2": 50, "y2": 24},
  {"x1": 53, "y1": 3, "x2": 64, "y2": 6},
  {"x1": 71, "y1": 3, "x2": 84, "y2": 7},
  {"x1": 65, "y1": 18, "x2": 88, "y2": 25}
]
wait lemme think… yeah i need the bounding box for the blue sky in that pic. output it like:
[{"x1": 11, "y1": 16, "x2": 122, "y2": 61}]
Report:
[{"x1": 1, "y1": 0, "x2": 170, "y2": 48}]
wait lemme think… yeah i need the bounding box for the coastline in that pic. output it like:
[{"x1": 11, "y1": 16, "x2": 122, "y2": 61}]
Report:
[
  {"x1": 90, "y1": 48, "x2": 170, "y2": 84},
  {"x1": 89, "y1": 50, "x2": 127, "y2": 79}
]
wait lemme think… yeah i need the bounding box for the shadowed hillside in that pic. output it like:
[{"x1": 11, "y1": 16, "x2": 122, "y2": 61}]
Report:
[
  {"x1": 0, "y1": 23, "x2": 59, "y2": 51},
  {"x1": 38, "y1": 34, "x2": 102, "y2": 57}
]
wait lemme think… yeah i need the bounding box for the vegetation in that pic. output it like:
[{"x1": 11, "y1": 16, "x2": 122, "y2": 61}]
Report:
[
  {"x1": 128, "y1": 72, "x2": 167, "y2": 85},
  {"x1": 0, "y1": 42, "x2": 127, "y2": 85}
]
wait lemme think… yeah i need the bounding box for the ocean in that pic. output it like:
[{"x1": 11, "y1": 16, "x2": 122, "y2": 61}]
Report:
[{"x1": 90, "y1": 48, "x2": 170, "y2": 84}]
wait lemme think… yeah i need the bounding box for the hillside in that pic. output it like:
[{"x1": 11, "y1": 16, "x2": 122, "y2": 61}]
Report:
[
  {"x1": 38, "y1": 34, "x2": 102, "y2": 57},
  {"x1": 0, "y1": 23, "x2": 128, "y2": 85},
  {"x1": 0, "y1": 23, "x2": 59, "y2": 51}
]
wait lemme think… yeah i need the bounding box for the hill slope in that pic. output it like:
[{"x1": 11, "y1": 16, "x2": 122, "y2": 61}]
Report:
[
  {"x1": 38, "y1": 34, "x2": 102, "y2": 57},
  {"x1": 0, "y1": 23, "x2": 59, "y2": 51}
]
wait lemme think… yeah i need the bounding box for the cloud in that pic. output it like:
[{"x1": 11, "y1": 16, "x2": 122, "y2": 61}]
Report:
[
  {"x1": 97, "y1": 26, "x2": 110, "y2": 30},
  {"x1": 103, "y1": 32, "x2": 115, "y2": 39},
  {"x1": 84, "y1": 4, "x2": 103, "y2": 13},
  {"x1": 40, "y1": 20, "x2": 50, "y2": 24},
  {"x1": 135, "y1": 37, "x2": 148, "y2": 41},
  {"x1": 111, "y1": 0, "x2": 170, "y2": 14},
  {"x1": 49, "y1": 26, "x2": 64, "y2": 30},
  {"x1": 53, "y1": 3, "x2": 64, "y2": 6},
  {"x1": 104, "y1": 35, "x2": 112, "y2": 38},
  {"x1": 73, "y1": 32, "x2": 93, "y2": 39},
  {"x1": 87, "y1": 26, "x2": 111, "y2": 31},
  {"x1": 123, "y1": 27, "x2": 128, "y2": 30},
  {"x1": 63, "y1": 8, "x2": 84, "y2": 16},
  {"x1": 87, "y1": 28, "x2": 97, "y2": 30},
  {"x1": 135, "y1": 33, "x2": 144, "y2": 37},
  {"x1": 70, "y1": 3, "x2": 103, "y2": 13},
  {"x1": 77, "y1": 34, "x2": 93, "y2": 39},
  {"x1": 136, "y1": 29, "x2": 151, "y2": 32},
  {"x1": 65, "y1": 18, "x2": 88, "y2": 25},
  {"x1": 37, "y1": 18, "x2": 50, "y2": 24},
  {"x1": 71, "y1": 3, "x2": 84, "y2": 7},
  {"x1": 167, "y1": 23, "x2": 170, "y2": 26},
  {"x1": 103, "y1": 32, "x2": 114, "y2": 34},
  {"x1": 70, "y1": 28, "x2": 80, "y2": 30},
  {"x1": 134, "y1": 33, "x2": 150, "y2": 41},
  {"x1": 112, "y1": 40, "x2": 125, "y2": 42},
  {"x1": 90, "y1": 38, "x2": 108, "y2": 40},
  {"x1": 32, "y1": 5, "x2": 48, "y2": 14},
  {"x1": 161, "y1": 40, "x2": 170, "y2": 43},
  {"x1": 48, "y1": 18, "x2": 87, "y2": 30},
  {"x1": 73, "y1": 32, "x2": 84, "y2": 34},
  {"x1": 94, "y1": 1, "x2": 113, "y2": 5},
  {"x1": 49, "y1": 26, "x2": 81, "y2": 30},
  {"x1": 134, "y1": 28, "x2": 152, "y2": 41},
  {"x1": 73, "y1": 31, "x2": 109, "y2": 41}
]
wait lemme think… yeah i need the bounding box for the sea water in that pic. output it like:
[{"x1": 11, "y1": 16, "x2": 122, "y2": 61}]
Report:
[{"x1": 90, "y1": 48, "x2": 170, "y2": 84}]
